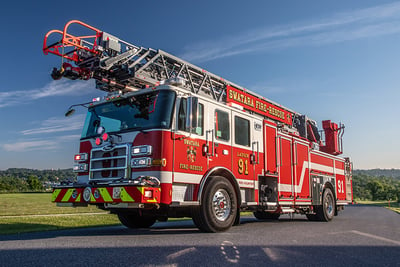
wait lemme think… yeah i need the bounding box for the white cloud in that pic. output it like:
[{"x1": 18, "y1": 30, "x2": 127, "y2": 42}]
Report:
[
  {"x1": 1, "y1": 134, "x2": 82, "y2": 152},
  {"x1": 21, "y1": 115, "x2": 85, "y2": 135},
  {"x1": 1, "y1": 112, "x2": 86, "y2": 153},
  {"x1": 180, "y1": 2, "x2": 400, "y2": 62},
  {"x1": 0, "y1": 79, "x2": 95, "y2": 108},
  {"x1": 2, "y1": 140, "x2": 58, "y2": 152}
]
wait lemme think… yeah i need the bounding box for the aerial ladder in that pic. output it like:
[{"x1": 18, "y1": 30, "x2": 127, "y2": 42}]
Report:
[{"x1": 43, "y1": 20, "x2": 296, "y2": 124}]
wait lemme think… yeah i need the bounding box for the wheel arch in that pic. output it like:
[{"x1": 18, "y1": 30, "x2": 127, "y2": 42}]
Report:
[
  {"x1": 197, "y1": 167, "x2": 241, "y2": 206},
  {"x1": 323, "y1": 181, "x2": 336, "y2": 200}
]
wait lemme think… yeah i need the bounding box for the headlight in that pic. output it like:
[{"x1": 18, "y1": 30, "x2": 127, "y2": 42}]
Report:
[
  {"x1": 73, "y1": 163, "x2": 88, "y2": 172},
  {"x1": 131, "y1": 157, "x2": 151, "y2": 168},
  {"x1": 132, "y1": 145, "x2": 152, "y2": 156}
]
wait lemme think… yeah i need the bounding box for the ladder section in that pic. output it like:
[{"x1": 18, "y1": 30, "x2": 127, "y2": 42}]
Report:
[
  {"x1": 43, "y1": 20, "x2": 227, "y2": 101},
  {"x1": 43, "y1": 20, "x2": 295, "y2": 124}
]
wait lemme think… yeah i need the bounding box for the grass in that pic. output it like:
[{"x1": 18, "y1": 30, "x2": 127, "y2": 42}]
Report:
[
  {"x1": 0, "y1": 193, "x2": 101, "y2": 216},
  {"x1": 0, "y1": 214, "x2": 120, "y2": 235},
  {"x1": 0, "y1": 193, "x2": 120, "y2": 235}
]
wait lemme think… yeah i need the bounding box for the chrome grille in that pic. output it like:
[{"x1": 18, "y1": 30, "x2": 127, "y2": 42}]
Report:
[{"x1": 90, "y1": 144, "x2": 129, "y2": 180}]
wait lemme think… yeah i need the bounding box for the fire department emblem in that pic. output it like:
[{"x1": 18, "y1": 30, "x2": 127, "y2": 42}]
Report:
[{"x1": 187, "y1": 146, "x2": 197, "y2": 162}]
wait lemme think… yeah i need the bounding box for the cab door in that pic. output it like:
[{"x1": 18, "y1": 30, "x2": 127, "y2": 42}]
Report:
[
  {"x1": 206, "y1": 105, "x2": 232, "y2": 172},
  {"x1": 173, "y1": 97, "x2": 207, "y2": 184},
  {"x1": 231, "y1": 111, "x2": 254, "y2": 186}
]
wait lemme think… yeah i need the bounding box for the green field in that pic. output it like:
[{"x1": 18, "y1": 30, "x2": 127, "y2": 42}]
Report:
[{"x1": 0, "y1": 193, "x2": 120, "y2": 235}]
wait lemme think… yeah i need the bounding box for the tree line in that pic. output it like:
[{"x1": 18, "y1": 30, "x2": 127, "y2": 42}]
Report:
[
  {"x1": 0, "y1": 168, "x2": 74, "y2": 192},
  {"x1": 352, "y1": 172, "x2": 400, "y2": 202},
  {"x1": 0, "y1": 168, "x2": 399, "y2": 201}
]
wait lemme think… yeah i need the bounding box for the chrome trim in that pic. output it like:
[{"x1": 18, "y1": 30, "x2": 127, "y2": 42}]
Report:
[
  {"x1": 131, "y1": 157, "x2": 152, "y2": 168},
  {"x1": 89, "y1": 144, "x2": 130, "y2": 180}
]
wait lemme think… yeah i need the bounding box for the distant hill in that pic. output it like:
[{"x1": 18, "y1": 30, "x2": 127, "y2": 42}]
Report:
[
  {"x1": 353, "y1": 169, "x2": 400, "y2": 179},
  {"x1": 0, "y1": 168, "x2": 74, "y2": 182}
]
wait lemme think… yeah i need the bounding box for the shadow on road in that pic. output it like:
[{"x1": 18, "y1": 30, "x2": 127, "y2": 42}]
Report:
[
  {"x1": 0, "y1": 215, "x2": 311, "y2": 241},
  {"x1": 0, "y1": 244, "x2": 399, "y2": 266}
]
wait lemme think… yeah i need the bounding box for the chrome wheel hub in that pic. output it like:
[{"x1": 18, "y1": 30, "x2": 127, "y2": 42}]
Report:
[{"x1": 212, "y1": 189, "x2": 231, "y2": 221}]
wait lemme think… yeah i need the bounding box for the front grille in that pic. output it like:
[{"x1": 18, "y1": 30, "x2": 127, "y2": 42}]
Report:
[{"x1": 90, "y1": 144, "x2": 130, "y2": 180}]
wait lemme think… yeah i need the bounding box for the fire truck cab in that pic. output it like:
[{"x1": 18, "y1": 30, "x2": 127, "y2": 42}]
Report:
[{"x1": 45, "y1": 20, "x2": 352, "y2": 232}]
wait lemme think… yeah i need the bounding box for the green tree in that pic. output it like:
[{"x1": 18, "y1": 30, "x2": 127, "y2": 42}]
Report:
[
  {"x1": 366, "y1": 180, "x2": 385, "y2": 201},
  {"x1": 27, "y1": 175, "x2": 43, "y2": 191}
]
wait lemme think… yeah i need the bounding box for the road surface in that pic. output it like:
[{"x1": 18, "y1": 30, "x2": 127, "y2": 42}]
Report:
[{"x1": 0, "y1": 205, "x2": 399, "y2": 266}]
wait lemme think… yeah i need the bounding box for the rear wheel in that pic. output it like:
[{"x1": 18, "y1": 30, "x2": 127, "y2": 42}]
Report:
[
  {"x1": 192, "y1": 176, "x2": 237, "y2": 232},
  {"x1": 117, "y1": 212, "x2": 157, "y2": 228},
  {"x1": 315, "y1": 188, "x2": 335, "y2": 221}
]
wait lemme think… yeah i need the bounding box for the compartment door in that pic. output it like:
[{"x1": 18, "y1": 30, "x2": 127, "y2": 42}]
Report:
[
  {"x1": 278, "y1": 135, "x2": 293, "y2": 199},
  {"x1": 293, "y1": 141, "x2": 310, "y2": 199}
]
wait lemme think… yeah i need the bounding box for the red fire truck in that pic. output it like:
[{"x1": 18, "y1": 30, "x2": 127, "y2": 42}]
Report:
[{"x1": 44, "y1": 20, "x2": 353, "y2": 232}]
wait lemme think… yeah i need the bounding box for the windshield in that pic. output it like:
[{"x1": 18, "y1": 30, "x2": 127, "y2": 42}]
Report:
[{"x1": 81, "y1": 90, "x2": 176, "y2": 139}]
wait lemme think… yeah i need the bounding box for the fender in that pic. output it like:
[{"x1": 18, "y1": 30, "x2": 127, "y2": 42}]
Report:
[
  {"x1": 311, "y1": 174, "x2": 336, "y2": 206},
  {"x1": 197, "y1": 166, "x2": 241, "y2": 205},
  {"x1": 323, "y1": 181, "x2": 336, "y2": 201}
]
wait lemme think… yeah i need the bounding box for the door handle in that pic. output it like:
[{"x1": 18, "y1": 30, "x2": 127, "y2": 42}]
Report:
[
  {"x1": 206, "y1": 129, "x2": 215, "y2": 157},
  {"x1": 251, "y1": 141, "x2": 259, "y2": 164}
]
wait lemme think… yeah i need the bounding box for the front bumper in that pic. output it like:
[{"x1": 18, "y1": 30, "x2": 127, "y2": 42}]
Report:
[{"x1": 52, "y1": 184, "x2": 161, "y2": 205}]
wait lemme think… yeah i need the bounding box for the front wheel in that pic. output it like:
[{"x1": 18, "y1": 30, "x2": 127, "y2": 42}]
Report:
[
  {"x1": 117, "y1": 212, "x2": 157, "y2": 228},
  {"x1": 192, "y1": 176, "x2": 237, "y2": 232}
]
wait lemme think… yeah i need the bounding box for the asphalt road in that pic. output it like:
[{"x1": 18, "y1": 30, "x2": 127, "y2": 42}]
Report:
[{"x1": 0, "y1": 205, "x2": 399, "y2": 266}]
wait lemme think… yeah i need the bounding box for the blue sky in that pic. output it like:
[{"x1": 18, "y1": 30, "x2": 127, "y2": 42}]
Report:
[{"x1": 1, "y1": 0, "x2": 400, "y2": 170}]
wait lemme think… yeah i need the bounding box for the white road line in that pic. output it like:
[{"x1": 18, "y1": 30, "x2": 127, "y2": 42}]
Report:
[
  {"x1": 351, "y1": 230, "x2": 400, "y2": 245},
  {"x1": 166, "y1": 247, "x2": 197, "y2": 260},
  {"x1": 262, "y1": 247, "x2": 281, "y2": 262}
]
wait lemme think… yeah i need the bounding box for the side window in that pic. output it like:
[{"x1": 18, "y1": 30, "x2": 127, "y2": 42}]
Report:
[
  {"x1": 178, "y1": 98, "x2": 204, "y2": 135},
  {"x1": 178, "y1": 98, "x2": 187, "y2": 131},
  {"x1": 215, "y1": 109, "x2": 230, "y2": 141},
  {"x1": 235, "y1": 116, "x2": 250, "y2": 146},
  {"x1": 195, "y1": 103, "x2": 204, "y2": 135}
]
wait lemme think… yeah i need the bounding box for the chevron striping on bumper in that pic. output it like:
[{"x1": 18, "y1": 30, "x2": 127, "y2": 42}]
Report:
[
  {"x1": 52, "y1": 189, "x2": 61, "y2": 202},
  {"x1": 120, "y1": 187, "x2": 135, "y2": 202},
  {"x1": 61, "y1": 189, "x2": 74, "y2": 202},
  {"x1": 99, "y1": 188, "x2": 112, "y2": 202}
]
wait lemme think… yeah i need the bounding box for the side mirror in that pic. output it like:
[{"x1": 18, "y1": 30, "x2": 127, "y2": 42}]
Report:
[{"x1": 65, "y1": 108, "x2": 76, "y2": 117}]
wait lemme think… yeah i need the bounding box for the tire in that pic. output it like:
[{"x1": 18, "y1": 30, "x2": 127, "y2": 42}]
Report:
[
  {"x1": 253, "y1": 211, "x2": 280, "y2": 220},
  {"x1": 192, "y1": 176, "x2": 237, "y2": 233},
  {"x1": 117, "y1": 212, "x2": 157, "y2": 228},
  {"x1": 315, "y1": 188, "x2": 335, "y2": 222},
  {"x1": 306, "y1": 213, "x2": 318, "y2": 221}
]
